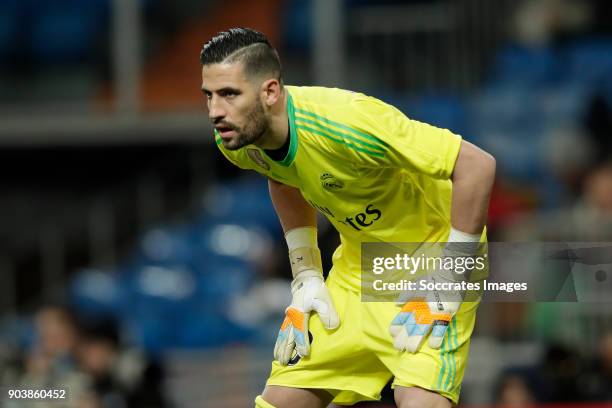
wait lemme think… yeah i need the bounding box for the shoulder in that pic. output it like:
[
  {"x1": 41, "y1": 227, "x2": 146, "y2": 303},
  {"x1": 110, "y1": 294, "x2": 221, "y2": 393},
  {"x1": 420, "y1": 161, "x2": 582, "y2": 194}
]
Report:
[
  {"x1": 286, "y1": 85, "x2": 365, "y2": 100},
  {"x1": 285, "y1": 88, "x2": 390, "y2": 163},
  {"x1": 287, "y1": 85, "x2": 407, "y2": 131},
  {"x1": 286, "y1": 85, "x2": 379, "y2": 110}
]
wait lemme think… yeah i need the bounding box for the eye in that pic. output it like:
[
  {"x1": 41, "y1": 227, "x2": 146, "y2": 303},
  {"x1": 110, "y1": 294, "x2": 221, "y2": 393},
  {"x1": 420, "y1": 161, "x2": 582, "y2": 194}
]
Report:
[{"x1": 220, "y1": 89, "x2": 239, "y2": 98}]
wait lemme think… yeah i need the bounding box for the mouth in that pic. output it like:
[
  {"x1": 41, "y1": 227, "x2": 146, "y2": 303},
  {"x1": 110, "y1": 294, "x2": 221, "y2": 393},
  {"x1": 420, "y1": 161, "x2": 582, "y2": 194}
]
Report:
[{"x1": 215, "y1": 126, "x2": 237, "y2": 139}]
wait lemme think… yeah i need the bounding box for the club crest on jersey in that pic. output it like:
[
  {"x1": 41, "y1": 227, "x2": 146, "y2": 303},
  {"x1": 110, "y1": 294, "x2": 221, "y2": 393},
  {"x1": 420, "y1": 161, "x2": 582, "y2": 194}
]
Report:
[
  {"x1": 246, "y1": 148, "x2": 270, "y2": 170},
  {"x1": 320, "y1": 172, "x2": 344, "y2": 191}
]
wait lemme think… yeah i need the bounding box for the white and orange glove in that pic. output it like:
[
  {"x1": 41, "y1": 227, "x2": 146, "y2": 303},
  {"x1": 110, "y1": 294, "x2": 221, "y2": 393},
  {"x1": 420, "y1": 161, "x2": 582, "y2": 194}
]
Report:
[
  {"x1": 390, "y1": 228, "x2": 482, "y2": 353},
  {"x1": 274, "y1": 227, "x2": 339, "y2": 365}
]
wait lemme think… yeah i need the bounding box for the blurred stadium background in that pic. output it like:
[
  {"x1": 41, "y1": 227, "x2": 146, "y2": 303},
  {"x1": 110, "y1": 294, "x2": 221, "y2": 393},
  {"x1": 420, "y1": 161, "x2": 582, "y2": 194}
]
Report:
[{"x1": 0, "y1": 0, "x2": 611, "y2": 407}]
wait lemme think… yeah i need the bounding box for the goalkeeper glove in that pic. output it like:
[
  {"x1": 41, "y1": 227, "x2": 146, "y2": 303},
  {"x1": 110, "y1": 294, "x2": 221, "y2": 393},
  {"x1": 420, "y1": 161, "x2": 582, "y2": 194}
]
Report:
[
  {"x1": 390, "y1": 228, "x2": 482, "y2": 353},
  {"x1": 274, "y1": 227, "x2": 339, "y2": 365}
]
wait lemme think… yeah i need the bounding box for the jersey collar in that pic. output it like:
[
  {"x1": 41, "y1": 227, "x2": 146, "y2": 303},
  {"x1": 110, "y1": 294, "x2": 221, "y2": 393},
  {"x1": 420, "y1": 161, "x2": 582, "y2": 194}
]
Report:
[{"x1": 273, "y1": 90, "x2": 298, "y2": 167}]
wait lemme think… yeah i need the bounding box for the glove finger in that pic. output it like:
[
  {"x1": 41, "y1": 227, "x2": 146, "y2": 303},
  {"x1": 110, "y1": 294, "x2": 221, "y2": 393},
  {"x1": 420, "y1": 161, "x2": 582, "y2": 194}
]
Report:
[
  {"x1": 389, "y1": 312, "x2": 410, "y2": 337},
  {"x1": 404, "y1": 317, "x2": 432, "y2": 353},
  {"x1": 273, "y1": 333, "x2": 281, "y2": 361},
  {"x1": 389, "y1": 325, "x2": 403, "y2": 337},
  {"x1": 405, "y1": 333, "x2": 427, "y2": 353},
  {"x1": 313, "y1": 286, "x2": 340, "y2": 329},
  {"x1": 392, "y1": 326, "x2": 410, "y2": 351},
  {"x1": 284, "y1": 308, "x2": 310, "y2": 357},
  {"x1": 277, "y1": 327, "x2": 296, "y2": 365},
  {"x1": 273, "y1": 315, "x2": 290, "y2": 361},
  {"x1": 428, "y1": 321, "x2": 450, "y2": 349},
  {"x1": 275, "y1": 311, "x2": 297, "y2": 365},
  {"x1": 294, "y1": 314, "x2": 311, "y2": 358}
]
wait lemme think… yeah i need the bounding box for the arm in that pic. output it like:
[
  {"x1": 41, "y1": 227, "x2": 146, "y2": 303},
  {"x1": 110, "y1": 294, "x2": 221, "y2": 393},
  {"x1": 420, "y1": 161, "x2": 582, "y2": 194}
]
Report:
[
  {"x1": 391, "y1": 140, "x2": 495, "y2": 353},
  {"x1": 268, "y1": 178, "x2": 339, "y2": 365},
  {"x1": 268, "y1": 178, "x2": 317, "y2": 233},
  {"x1": 450, "y1": 140, "x2": 496, "y2": 235}
]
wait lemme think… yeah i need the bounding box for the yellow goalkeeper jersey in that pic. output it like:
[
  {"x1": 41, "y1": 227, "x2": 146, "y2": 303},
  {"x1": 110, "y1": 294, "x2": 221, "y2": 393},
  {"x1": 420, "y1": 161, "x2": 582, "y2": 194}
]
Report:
[{"x1": 215, "y1": 86, "x2": 462, "y2": 291}]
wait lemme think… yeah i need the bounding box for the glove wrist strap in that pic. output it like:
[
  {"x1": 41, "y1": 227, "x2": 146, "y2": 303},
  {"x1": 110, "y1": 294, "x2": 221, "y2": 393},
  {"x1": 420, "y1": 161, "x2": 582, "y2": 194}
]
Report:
[
  {"x1": 285, "y1": 226, "x2": 317, "y2": 250},
  {"x1": 285, "y1": 227, "x2": 322, "y2": 278},
  {"x1": 289, "y1": 247, "x2": 323, "y2": 278},
  {"x1": 446, "y1": 227, "x2": 482, "y2": 255}
]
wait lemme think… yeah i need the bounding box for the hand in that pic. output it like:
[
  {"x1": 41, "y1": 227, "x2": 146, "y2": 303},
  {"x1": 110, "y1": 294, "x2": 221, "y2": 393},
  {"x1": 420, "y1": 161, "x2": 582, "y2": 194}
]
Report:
[
  {"x1": 274, "y1": 270, "x2": 339, "y2": 365},
  {"x1": 390, "y1": 243, "x2": 482, "y2": 352},
  {"x1": 389, "y1": 277, "x2": 461, "y2": 352}
]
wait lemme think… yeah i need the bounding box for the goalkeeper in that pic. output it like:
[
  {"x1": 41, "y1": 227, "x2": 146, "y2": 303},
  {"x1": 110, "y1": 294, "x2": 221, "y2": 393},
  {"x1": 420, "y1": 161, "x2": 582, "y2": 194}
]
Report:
[{"x1": 201, "y1": 28, "x2": 495, "y2": 408}]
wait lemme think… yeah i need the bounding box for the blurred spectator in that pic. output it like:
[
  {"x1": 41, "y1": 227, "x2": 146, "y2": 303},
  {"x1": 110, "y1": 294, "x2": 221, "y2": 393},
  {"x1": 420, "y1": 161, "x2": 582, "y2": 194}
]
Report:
[
  {"x1": 494, "y1": 344, "x2": 585, "y2": 406},
  {"x1": 3, "y1": 306, "x2": 168, "y2": 407},
  {"x1": 513, "y1": 0, "x2": 592, "y2": 46},
  {"x1": 12, "y1": 305, "x2": 92, "y2": 407},
  {"x1": 542, "y1": 344, "x2": 584, "y2": 401},
  {"x1": 544, "y1": 127, "x2": 595, "y2": 198},
  {"x1": 0, "y1": 340, "x2": 23, "y2": 391},
  {"x1": 583, "y1": 161, "x2": 612, "y2": 217},
  {"x1": 495, "y1": 373, "x2": 537, "y2": 407},
  {"x1": 77, "y1": 320, "x2": 167, "y2": 408},
  {"x1": 77, "y1": 322, "x2": 129, "y2": 408},
  {"x1": 505, "y1": 160, "x2": 612, "y2": 241}
]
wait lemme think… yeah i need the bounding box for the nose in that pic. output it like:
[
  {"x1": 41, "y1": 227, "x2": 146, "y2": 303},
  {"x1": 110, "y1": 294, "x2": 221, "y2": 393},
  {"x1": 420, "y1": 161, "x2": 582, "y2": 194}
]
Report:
[{"x1": 208, "y1": 96, "x2": 226, "y2": 122}]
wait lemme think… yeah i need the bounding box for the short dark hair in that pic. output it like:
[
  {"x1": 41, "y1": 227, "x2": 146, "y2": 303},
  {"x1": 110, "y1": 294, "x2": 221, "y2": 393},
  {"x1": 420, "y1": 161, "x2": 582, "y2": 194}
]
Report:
[{"x1": 200, "y1": 28, "x2": 282, "y2": 82}]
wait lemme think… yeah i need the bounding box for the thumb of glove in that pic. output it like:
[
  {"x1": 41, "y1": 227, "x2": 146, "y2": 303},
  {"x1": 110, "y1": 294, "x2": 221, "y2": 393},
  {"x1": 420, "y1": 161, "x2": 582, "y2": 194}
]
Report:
[{"x1": 312, "y1": 285, "x2": 340, "y2": 330}]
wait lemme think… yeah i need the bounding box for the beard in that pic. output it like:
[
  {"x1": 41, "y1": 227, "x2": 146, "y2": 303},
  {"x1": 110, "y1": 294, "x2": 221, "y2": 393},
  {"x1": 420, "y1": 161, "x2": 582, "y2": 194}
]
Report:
[{"x1": 222, "y1": 101, "x2": 268, "y2": 151}]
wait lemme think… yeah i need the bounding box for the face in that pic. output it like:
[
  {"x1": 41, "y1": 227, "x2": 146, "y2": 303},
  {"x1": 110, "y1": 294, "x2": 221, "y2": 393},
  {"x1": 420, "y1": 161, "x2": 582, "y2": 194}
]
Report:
[
  {"x1": 78, "y1": 340, "x2": 116, "y2": 376},
  {"x1": 35, "y1": 308, "x2": 77, "y2": 356},
  {"x1": 585, "y1": 164, "x2": 612, "y2": 214},
  {"x1": 202, "y1": 62, "x2": 268, "y2": 150}
]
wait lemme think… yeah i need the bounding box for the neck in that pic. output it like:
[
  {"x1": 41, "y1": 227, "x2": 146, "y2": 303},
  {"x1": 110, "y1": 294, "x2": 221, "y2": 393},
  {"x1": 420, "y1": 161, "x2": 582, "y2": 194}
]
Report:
[{"x1": 254, "y1": 90, "x2": 288, "y2": 150}]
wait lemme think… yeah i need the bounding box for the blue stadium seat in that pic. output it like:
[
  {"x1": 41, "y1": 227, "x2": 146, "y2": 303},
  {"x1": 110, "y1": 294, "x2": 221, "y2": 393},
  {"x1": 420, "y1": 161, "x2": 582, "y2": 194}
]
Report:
[
  {"x1": 282, "y1": 0, "x2": 312, "y2": 52},
  {"x1": 192, "y1": 221, "x2": 275, "y2": 262},
  {"x1": 26, "y1": 0, "x2": 108, "y2": 63},
  {"x1": 123, "y1": 263, "x2": 199, "y2": 305},
  {"x1": 120, "y1": 286, "x2": 254, "y2": 352},
  {"x1": 468, "y1": 86, "x2": 536, "y2": 133},
  {"x1": 535, "y1": 83, "x2": 590, "y2": 126},
  {"x1": 138, "y1": 225, "x2": 195, "y2": 265},
  {"x1": 192, "y1": 256, "x2": 254, "y2": 302},
  {"x1": 198, "y1": 177, "x2": 281, "y2": 236},
  {"x1": 565, "y1": 39, "x2": 612, "y2": 84},
  {"x1": 488, "y1": 44, "x2": 561, "y2": 87},
  {"x1": 69, "y1": 268, "x2": 126, "y2": 319},
  {"x1": 477, "y1": 128, "x2": 545, "y2": 181},
  {"x1": 117, "y1": 263, "x2": 201, "y2": 352},
  {"x1": 122, "y1": 313, "x2": 174, "y2": 356},
  {"x1": 174, "y1": 308, "x2": 254, "y2": 348}
]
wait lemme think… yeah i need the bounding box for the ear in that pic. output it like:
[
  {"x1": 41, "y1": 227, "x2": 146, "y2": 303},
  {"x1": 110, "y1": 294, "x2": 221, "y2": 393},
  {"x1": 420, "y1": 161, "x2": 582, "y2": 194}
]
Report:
[{"x1": 260, "y1": 79, "x2": 282, "y2": 107}]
